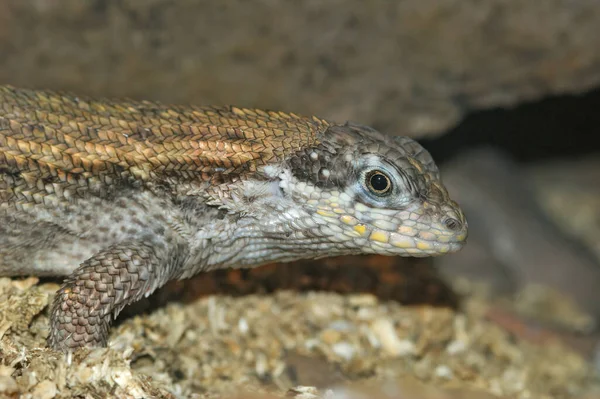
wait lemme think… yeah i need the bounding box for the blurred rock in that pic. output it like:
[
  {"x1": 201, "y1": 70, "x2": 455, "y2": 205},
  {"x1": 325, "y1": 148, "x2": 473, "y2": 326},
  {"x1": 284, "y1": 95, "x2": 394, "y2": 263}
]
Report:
[
  {"x1": 437, "y1": 148, "x2": 600, "y2": 331},
  {"x1": 528, "y1": 156, "x2": 600, "y2": 264},
  {"x1": 1, "y1": 0, "x2": 600, "y2": 138}
]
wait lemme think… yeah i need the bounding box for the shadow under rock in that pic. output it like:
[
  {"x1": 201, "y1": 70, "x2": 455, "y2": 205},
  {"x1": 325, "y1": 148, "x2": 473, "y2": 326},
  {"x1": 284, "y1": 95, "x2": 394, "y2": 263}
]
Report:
[{"x1": 119, "y1": 255, "x2": 458, "y2": 321}]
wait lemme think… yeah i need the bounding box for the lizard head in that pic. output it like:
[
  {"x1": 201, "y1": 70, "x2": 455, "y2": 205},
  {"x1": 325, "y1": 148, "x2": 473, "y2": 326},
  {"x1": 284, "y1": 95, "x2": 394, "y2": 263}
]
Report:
[{"x1": 271, "y1": 122, "x2": 468, "y2": 258}]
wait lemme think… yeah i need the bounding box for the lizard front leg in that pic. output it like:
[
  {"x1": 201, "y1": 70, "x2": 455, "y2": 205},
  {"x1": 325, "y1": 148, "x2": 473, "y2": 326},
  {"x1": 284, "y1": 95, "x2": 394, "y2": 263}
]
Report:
[{"x1": 47, "y1": 240, "x2": 186, "y2": 351}]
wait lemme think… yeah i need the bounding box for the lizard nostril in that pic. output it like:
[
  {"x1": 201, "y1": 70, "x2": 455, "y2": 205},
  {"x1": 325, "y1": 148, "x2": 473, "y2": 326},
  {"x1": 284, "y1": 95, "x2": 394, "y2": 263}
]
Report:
[{"x1": 444, "y1": 217, "x2": 461, "y2": 231}]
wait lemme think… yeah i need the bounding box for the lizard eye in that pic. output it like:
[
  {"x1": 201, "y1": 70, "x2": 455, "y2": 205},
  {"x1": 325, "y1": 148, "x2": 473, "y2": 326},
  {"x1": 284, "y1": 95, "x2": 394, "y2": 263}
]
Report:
[{"x1": 365, "y1": 170, "x2": 392, "y2": 196}]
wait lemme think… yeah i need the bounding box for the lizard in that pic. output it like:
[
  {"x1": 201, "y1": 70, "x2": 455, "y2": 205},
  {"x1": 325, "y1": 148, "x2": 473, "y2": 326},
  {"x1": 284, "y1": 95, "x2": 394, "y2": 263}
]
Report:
[{"x1": 0, "y1": 84, "x2": 467, "y2": 352}]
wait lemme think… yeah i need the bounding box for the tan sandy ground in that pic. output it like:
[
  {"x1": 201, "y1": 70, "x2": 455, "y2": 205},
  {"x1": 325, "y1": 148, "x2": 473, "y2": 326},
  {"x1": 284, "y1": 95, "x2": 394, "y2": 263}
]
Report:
[{"x1": 0, "y1": 277, "x2": 599, "y2": 399}]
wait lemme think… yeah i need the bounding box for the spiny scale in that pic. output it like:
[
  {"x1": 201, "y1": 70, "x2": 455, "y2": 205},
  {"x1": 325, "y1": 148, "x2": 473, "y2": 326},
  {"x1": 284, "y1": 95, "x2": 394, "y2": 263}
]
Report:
[{"x1": 0, "y1": 84, "x2": 329, "y2": 209}]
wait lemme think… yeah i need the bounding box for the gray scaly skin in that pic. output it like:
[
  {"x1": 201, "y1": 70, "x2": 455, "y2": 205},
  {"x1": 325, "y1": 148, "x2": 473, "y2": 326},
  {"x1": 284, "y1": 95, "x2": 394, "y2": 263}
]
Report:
[{"x1": 0, "y1": 85, "x2": 467, "y2": 351}]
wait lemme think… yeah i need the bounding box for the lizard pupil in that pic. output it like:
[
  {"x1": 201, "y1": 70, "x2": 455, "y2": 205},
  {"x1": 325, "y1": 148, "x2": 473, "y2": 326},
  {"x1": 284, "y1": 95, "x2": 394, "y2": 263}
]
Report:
[{"x1": 367, "y1": 171, "x2": 391, "y2": 195}]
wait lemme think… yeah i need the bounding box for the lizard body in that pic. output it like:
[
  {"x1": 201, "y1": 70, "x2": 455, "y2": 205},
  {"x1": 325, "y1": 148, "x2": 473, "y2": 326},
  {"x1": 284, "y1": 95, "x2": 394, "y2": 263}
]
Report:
[{"x1": 0, "y1": 85, "x2": 467, "y2": 351}]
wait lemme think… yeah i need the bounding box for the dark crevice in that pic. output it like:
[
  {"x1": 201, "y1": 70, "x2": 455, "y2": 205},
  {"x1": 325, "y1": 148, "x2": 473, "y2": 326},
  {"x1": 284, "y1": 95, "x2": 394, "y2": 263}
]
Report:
[{"x1": 421, "y1": 86, "x2": 600, "y2": 164}]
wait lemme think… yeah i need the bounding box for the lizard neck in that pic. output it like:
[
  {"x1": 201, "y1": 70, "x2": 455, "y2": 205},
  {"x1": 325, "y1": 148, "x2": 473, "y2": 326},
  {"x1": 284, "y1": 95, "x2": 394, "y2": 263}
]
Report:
[{"x1": 181, "y1": 202, "x2": 356, "y2": 277}]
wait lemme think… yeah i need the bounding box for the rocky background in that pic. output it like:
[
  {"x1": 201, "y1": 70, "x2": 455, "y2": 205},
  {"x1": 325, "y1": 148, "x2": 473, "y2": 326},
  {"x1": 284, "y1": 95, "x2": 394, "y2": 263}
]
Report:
[
  {"x1": 2, "y1": 0, "x2": 600, "y2": 140},
  {"x1": 1, "y1": 1, "x2": 600, "y2": 398}
]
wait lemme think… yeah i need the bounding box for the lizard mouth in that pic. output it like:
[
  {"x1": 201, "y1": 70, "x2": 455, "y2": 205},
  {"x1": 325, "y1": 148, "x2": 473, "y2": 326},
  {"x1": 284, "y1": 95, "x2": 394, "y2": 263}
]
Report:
[
  {"x1": 369, "y1": 230, "x2": 467, "y2": 256},
  {"x1": 362, "y1": 220, "x2": 468, "y2": 256},
  {"x1": 325, "y1": 207, "x2": 468, "y2": 257}
]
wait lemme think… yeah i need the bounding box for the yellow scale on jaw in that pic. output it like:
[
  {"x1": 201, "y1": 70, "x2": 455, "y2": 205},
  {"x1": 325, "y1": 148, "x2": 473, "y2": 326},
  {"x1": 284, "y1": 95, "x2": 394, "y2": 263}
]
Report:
[
  {"x1": 316, "y1": 209, "x2": 337, "y2": 218},
  {"x1": 369, "y1": 230, "x2": 389, "y2": 243},
  {"x1": 353, "y1": 224, "x2": 367, "y2": 236},
  {"x1": 317, "y1": 191, "x2": 446, "y2": 251},
  {"x1": 321, "y1": 197, "x2": 391, "y2": 242},
  {"x1": 338, "y1": 212, "x2": 369, "y2": 238},
  {"x1": 340, "y1": 215, "x2": 357, "y2": 226},
  {"x1": 416, "y1": 241, "x2": 433, "y2": 251}
]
